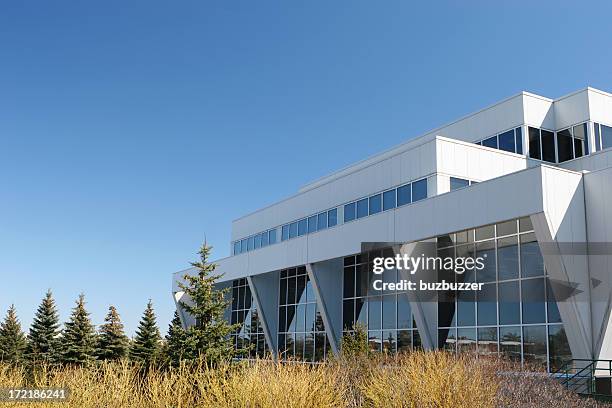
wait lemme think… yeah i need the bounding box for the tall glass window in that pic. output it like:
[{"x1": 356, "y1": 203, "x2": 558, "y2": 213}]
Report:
[
  {"x1": 278, "y1": 267, "x2": 329, "y2": 361},
  {"x1": 230, "y1": 279, "x2": 269, "y2": 358},
  {"x1": 436, "y1": 217, "x2": 570, "y2": 371},
  {"x1": 541, "y1": 130, "x2": 555, "y2": 163},
  {"x1": 529, "y1": 127, "x2": 541, "y2": 160},
  {"x1": 601, "y1": 124, "x2": 612, "y2": 150}
]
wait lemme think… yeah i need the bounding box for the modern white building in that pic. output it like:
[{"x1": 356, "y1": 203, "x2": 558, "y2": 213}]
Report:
[{"x1": 173, "y1": 87, "x2": 612, "y2": 372}]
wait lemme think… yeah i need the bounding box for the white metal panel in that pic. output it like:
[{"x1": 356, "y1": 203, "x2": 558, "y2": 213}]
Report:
[
  {"x1": 587, "y1": 88, "x2": 612, "y2": 125},
  {"x1": 523, "y1": 93, "x2": 555, "y2": 129},
  {"x1": 554, "y1": 89, "x2": 590, "y2": 130}
]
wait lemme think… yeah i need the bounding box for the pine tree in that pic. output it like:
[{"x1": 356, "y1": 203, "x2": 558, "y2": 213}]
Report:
[
  {"x1": 0, "y1": 305, "x2": 27, "y2": 363},
  {"x1": 165, "y1": 311, "x2": 187, "y2": 366},
  {"x1": 130, "y1": 300, "x2": 161, "y2": 365},
  {"x1": 96, "y1": 306, "x2": 129, "y2": 361},
  {"x1": 26, "y1": 290, "x2": 61, "y2": 363},
  {"x1": 60, "y1": 294, "x2": 96, "y2": 365},
  {"x1": 179, "y1": 243, "x2": 242, "y2": 363}
]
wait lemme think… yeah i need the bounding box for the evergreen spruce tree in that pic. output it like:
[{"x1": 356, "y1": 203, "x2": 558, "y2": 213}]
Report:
[
  {"x1": 26, "y1": 290, "x2": 61, "y2": 363},
  {"x1": 0, "y1": 305, "x2": 27, "y2": 363},
  {"x1": 96, "y1": 306, "x2": 129, "y2": 361},
  {"x1": 130, "y1": 300, "x2": 161, "y2": 365},
  {"x1": 179, "y1": 243, "x2": 242, "y2": 363},
  {"x1": 165, "y1": 311, "x2": 187, "y2": 366},
  {"x1": 60, "y1": 294, "x2": 96, "y2": 365}
]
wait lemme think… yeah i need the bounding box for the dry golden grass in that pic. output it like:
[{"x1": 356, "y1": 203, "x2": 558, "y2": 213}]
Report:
[
  {"x1": 357, "y1": 351, "x2": 497, "y2": 408},
  {"x1": 0, "y1": 352, "x2": 605, "y2": 407}
]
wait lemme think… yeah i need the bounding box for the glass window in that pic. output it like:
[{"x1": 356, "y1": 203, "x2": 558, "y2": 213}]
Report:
[
  {"x1": 289, "y1": 222, "x2": 298, "y2": 239},
  {"x1": 500, "y1": 326, "x2": 521, "y2": 361},
  {"x1": 523, "y1": 325, "x2": 547, "y2": 369},
  {"x1": 412, "y1": 179, "x2": 427, "y2": 201},
  {"x1": 368, "y1": 297, "x2": 382, "y2": 330},
  {"x1": 521, "y1": 278, "x2": 546, "y2": 324},
  {"x1": 498, "y1": 130, "x2": 515, "y2": 152},
  {"x1": 457, "y1": 291, "x2": 475, "y2": 326},
  {"x1": 344, "y1": 202, "x2": 356, "y2": 222},
  {"x1": 573, "y1": 123, "x2": 587, "y2": 156},
  {"x1": 457, "y1": 328, "x2": 476, "y2": 353},
  {"x1": 317, "y1": 212, "x2": 328, "y2": 230},
  {"x1": 343, "y1": 267, "x2": 355, "y2": 298},
  {"x1": 519, "y1": 216, "x2": 533, "y2": 232},
  {"x1": 368, "y1": 331, "x2": 382, "y2": 353},
  {"x1": 383, "y1": 189, "x2": 396, "y2": 210},
  {"x1": 355, "y1": 265, "x2": 368, "y2": 297},
  {"x1": 520, "y1": 233, "x2": 544, "y2": 277},
  {"x1": 482, "y1": 135, "x2": 498, "y2": 149},
  {"x1": 397, "y1": 296, "x2": 411, "y2": 329},
  {"x1": 343, "y1": 300, "x2": 354, "y2": 330},
  {"x1": 528, "y1": 127, "x2": 541, "y2": 160},
  {"x1": 476, "y1": 241, "x2": 496, "y2": 283},
  {"x1": 541, "y1": 129, "x2": 555, "y2": 162},
  {"x1": 297, "y1": 219, "x2": 307, "y2": 236},
  {"x1": 261, "y1": 231, "x2": 269, "y2": 247},
  {"x1": 515, "y1": 127, "x2": 523, "y2": 155},
  {"x1": 241, "y1": 238, "x2": 247, "y2": 252},
  {"x1": 397, "y1": 184, "x2": 411, "y2": 206},
  {"x1": 369, "y1": 194, "x2": 382, "y2": 215},
  {"x1": 549, "y1": 325, "x2": 571, "y2": 371},
  {"x1": 356, "y1": 297, "x2": 367, "y2": 326},
  {"x1": 254, "y1": 234, "x2": 261, "y2": 249},
  {"x1": 450, "y1": 177, "x2": 469, "y2": 191},
  {"x1": 308, "y1": 215, "x2": 318, "y2": 233},
  {"x1": 382, "y1": 295, "x2": 396, "y2": 329},
  {"x1": 477, "y1": 283, "x2": 497, "y2": 326},
  {"x1": 497, "y1": 220, "x2": 517, "y2": 236},
  {"x1": 556, "y1": 129, "x2": 573, "y2": 162},
  {"x1": 475, "y1": 224, "x2": 494, "y2": 241},
  {"x1": 328, "y1": 208, "x2": 338, "y2": 227},
  {"x1": 477, "y1": 327, "x2": 498, "y2": 355},
  {"x1": 439, "y1": 328, "x2": 456, "y2": 351},
  {"x1": 595, "y1": 123, "x2": 601, "y2": 151},
  {"x1": 281, "y1": 225, "x2": 289, "y2": 241},
  {"x1": 397, "y1": 330, "x2": 412, "y2": 352},
  {"x1": 498, "y1": 236, "x2": 519, "y2": 280},
  {"x1": 499, "y1": 281, "x2": 520, "y2": 325},
  {"x1": 602, "y1": 124, "x2": 612, "y2": 150},
  {"x1": 247, "y1": 236, "x2": 254, "y2": 251},
  {"x1": 269, "y1": 229, "x2": 277, "y2": 244},
  {"x1": 356, "y1": 198, "x2": 368, "y2": 219}
]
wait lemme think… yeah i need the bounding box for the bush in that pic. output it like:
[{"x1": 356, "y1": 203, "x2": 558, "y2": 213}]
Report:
[{"x1": 0, "y1": 352, "x2": 607, "y2": 407}]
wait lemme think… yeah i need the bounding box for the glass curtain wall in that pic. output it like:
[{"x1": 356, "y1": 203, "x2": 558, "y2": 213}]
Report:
[
  {"x1": 436, "y1": 217, "x2": 571, "y2": 371},
  {"x1": 278, "y1": 266, "x2": 330, "y2": 361},
  {"x1": 230, "y1": 278, "x2": 269, "y2": 358}
]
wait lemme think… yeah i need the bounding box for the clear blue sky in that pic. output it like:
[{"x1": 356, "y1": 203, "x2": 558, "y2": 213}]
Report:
[{"x1": 1, "y1": 1, "x2": 611, "y2": 337}]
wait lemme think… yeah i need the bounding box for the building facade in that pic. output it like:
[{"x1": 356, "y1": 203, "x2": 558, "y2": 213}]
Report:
[{"x1": 173, "y1": 87, "x2": 612, "y2": 371}]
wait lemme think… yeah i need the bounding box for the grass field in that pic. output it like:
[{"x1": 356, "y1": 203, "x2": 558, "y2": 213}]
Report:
[{"x1": 0, "y1": 351, "x2": 606, "y2": 407}]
